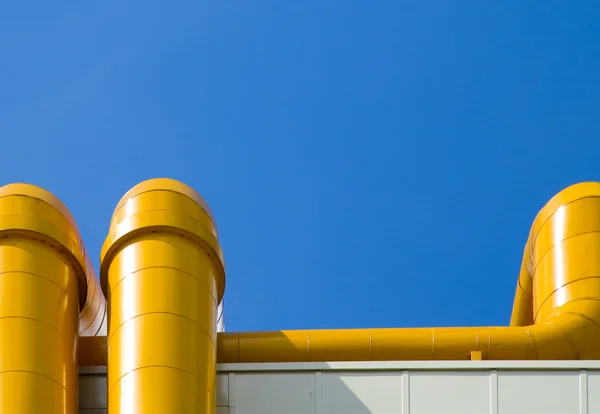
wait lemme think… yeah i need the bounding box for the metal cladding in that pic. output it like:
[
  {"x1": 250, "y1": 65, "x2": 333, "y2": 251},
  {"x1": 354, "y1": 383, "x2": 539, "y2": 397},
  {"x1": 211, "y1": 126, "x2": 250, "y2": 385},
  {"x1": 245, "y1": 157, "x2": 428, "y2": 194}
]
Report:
[
  {"x1": 0, "y1": 183, "x2": 105, "y2": 413},
  {"x1": 100, "y1": 178, "x2": 225, "y2": 414},
  {"x1": 217, "y1": 182, "x2": 600, "y2": 363}
]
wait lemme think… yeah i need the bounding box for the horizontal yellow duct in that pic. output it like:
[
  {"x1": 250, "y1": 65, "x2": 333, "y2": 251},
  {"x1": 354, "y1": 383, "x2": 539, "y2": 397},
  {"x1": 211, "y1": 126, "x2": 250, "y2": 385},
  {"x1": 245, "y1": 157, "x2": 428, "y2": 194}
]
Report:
[{"x1": 216, "y1": 182, "x2": 600, "y2": 362}]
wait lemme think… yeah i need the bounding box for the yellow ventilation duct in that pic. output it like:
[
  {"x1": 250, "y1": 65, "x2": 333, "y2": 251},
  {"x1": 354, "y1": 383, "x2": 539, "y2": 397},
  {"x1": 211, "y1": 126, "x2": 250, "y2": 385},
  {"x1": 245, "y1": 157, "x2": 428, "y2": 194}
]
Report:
[
  {"x1": 217, "y1": 182, "x2": 600, "y2": 362},
  {"x1": 8, "y1": 178, "x2": 600, "y2": 411},
  {"x1": 0, "y1": 183, "x2": 106, "y2": 413},
  {"x1": 100, "y1": 178, "x2": 225, "y2": 413}
]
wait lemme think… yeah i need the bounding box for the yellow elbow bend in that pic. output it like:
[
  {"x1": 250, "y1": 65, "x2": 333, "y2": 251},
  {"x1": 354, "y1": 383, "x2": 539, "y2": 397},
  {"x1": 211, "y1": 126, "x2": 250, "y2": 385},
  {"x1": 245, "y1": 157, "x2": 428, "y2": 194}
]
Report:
[
  {"x1": 0, "y1": 183, "x2": 105, "y2": 413},
  {"x1": 100, "y1": 178, "x2": 225, "y2": 414}
]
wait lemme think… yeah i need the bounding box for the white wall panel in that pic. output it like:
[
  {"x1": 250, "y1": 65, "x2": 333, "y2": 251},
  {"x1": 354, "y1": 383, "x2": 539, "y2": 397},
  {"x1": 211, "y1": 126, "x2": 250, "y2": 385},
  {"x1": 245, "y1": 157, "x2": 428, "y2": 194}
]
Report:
[
  {"x1": 497, "y1": 371, "x2": 581, "y2": 414},
  {"x1": 234, "y1": 372, "x2": 315, "y2": 414},
  {"x1": 216, "y1": 373, "x2": 229, "y2": 407},
  {"x1": 589, "y1": 371, "x2": 600, "y2": 414},
  {"x1": 79, "y1": 362, "x2": 600, "y2": 414},
  {"x1": 409, "y1": 371, "x2": 490, "y2": 414},
  {"x1": 321, "y1": 371, "x2": 403, "y2": 414}
]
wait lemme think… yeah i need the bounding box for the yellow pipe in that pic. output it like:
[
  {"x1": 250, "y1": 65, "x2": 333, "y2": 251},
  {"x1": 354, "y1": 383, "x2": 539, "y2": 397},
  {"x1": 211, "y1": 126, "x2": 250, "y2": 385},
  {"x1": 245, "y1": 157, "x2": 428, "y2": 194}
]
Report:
[
  {"x1": 217, "y1": 182, "x2": 600, "y2": 362},
  {"x1": 0, "y1": 183, "x2": 106, "y2": 413},
  {"x1": 100, "y1": 178, "x2": 225, "y2": 413}
]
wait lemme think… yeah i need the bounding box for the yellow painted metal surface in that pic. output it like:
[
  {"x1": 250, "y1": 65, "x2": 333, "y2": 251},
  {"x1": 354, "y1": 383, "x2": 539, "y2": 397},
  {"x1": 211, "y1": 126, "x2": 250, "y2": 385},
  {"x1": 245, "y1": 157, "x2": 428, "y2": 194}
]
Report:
[
  {"x1": 100, "y1": 178, "x2": 225, "y2": 414},
  {"x1": 216, "y1": 182, "x2": 600, "y2": 363},
  {"x1": 0, "y1": 183, "x2": 105, "y2": 413}
]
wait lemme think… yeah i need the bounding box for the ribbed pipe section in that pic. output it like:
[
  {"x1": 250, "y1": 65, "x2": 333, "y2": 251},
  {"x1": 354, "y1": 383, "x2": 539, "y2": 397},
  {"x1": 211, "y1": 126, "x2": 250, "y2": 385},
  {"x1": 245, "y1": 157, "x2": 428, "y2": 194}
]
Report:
[
  {"x1": 0, "y1": 183, "x2": 92, "y2": 413},
  {"x1": 218, "y1": 182, "x2": 600, "y2": 363},
  {"x1": 100, "y1": 178, "x2": 225, "y2": 413}
]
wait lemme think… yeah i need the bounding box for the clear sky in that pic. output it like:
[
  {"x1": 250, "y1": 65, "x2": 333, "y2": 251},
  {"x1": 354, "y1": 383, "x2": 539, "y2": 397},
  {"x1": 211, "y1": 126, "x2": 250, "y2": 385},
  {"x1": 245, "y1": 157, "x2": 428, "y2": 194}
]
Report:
[{"x1": 1, "y1": 2, "x2": 600, "y2": 332}]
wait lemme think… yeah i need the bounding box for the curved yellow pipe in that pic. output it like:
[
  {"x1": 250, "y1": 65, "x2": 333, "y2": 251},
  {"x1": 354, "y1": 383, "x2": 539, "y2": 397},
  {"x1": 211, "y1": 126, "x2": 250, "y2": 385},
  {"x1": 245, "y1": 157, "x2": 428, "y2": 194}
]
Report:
[
  {"x1": 100, "y1": 178, "x2": 225, "y2": 413},
  {"x1": 0, "y1": 183, "x2": 106, "y2": 413},
  {"x1": 79, "y1": 255, "x2": 107, "y2": 336},
  {"x1": 217, "y1": 182, "x2": 600, "y2": 362}
]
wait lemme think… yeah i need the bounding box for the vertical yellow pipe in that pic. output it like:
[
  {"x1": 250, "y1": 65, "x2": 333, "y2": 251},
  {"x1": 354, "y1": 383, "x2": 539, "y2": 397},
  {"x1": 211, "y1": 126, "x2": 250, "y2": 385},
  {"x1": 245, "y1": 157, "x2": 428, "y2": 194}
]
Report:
[
  {"x1": 0, "y1": 184, "x2": 87, "y2": 413},
  {"x1": 100, "y1": 178, "x2": 225, "y2": 414}
]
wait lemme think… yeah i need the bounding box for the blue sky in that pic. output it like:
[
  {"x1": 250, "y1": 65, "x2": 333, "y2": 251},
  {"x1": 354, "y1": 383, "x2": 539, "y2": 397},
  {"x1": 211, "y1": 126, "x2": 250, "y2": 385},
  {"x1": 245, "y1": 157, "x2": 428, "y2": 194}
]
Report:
[{"x1": 1, "y1": 1, "x2": 600, "y2": 332}]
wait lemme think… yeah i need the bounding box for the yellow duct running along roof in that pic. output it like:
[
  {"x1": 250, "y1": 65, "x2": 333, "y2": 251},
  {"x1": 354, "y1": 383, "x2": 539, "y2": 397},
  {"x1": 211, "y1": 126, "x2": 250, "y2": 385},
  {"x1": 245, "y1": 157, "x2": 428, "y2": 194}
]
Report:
[{"x1": 215, "y1": 182, "x2": 600, "y2": 362}]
